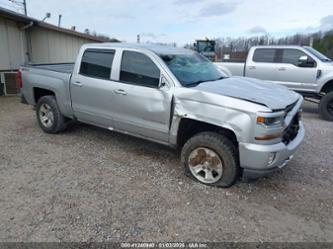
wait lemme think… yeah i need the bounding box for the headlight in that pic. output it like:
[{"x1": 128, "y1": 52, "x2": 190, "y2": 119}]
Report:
[
  {"x1": 257, "y1": 115, "x2": 284, "y2": 127},
  {"x1": 255, "y1": 113, "x2": 285, "y2": 141}
]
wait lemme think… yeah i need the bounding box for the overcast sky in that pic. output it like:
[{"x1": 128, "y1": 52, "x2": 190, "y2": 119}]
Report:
[{"x1": 1, "y1": 0, "x2": 333, "y2": 45}]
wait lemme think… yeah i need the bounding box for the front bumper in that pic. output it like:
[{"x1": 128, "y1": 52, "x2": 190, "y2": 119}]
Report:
[{"x1": 239, "y1": 122, "x2": 305, "y2": 179}]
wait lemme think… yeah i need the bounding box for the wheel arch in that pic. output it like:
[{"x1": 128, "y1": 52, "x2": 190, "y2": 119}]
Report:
[
  {"x1": 320, "y1": 79, "x2": 333, "y2": 94},
  {"x1": 176, "y1": 118, "x2": 238, "y2": 149},
  {"x1": 33, "y1": 87, "x2": 56, "y2": 104}
]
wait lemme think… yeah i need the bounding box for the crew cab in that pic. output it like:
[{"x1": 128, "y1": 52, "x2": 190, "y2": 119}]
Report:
[
  {"x1": 19, "y1": 43, "x2": 305, "y2": 187},
  {"x1": 215, "y1": 46, "x2": 333, "y2": 121}
]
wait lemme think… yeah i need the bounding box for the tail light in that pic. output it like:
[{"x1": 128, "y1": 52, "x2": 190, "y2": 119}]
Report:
[{"x1": 17, "y1": 70, "x2": 23, "y2": 89}]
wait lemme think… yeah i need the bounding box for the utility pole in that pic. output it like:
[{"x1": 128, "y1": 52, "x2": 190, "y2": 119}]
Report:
[
  {"x1": 23, "y1": 0, "x2": 27, "y2": 15},
  {"x1": 8, "y1": 0, "x2": 27, "y2": 15},
  {"x1": 309, "y1": 37, "x2": 314, "y2": 47}
]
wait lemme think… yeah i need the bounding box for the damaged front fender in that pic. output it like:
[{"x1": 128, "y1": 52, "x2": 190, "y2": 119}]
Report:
[{"x1": 169, "y1": 88, "x2": 267, "y2": 146}]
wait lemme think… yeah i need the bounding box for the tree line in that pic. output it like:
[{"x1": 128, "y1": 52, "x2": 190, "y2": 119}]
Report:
[{"x1": 214, "y1": 29, "x2": 333, "y2": 60}]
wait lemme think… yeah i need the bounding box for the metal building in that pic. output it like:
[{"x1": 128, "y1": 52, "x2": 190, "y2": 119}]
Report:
[{"x1": 0, "y1": 7, "x2": 105, "y2": 95}]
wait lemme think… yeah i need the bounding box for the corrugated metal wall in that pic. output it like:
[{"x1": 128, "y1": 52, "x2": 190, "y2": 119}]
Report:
[
  {"x1": 0, "y1": 16, "x2": 98, "y2": 95},
  {"x1": 0, "y1": 16, "x2": 26, "y2": 71},
  {"x1": 30, "y1": 27, "x2": 92, "y2": 63},
  {"x1": 0, "y1": 18, "x2": 96, "y2": 69}
]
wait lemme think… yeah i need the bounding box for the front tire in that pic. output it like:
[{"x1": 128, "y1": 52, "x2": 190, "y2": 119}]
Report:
[
  {"x1": 319, "y1": 92, "x2": 333, "y2": 121},
  {"x1": 36, "y1": 95, "x2": 67, "y2": 133},
  {"x1": 181, "y1": 132, "x2": 239, "y2": 188}
]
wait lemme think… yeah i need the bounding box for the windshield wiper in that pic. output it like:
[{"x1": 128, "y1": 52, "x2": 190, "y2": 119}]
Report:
[
  {"x1": 185, "y1": 76, "x2": 225, "y2": 87},
  {"x1": 185, "y1": 80, "x2": 207, "y2": 87},
  {"x1": 212, "y1": 76, "x2": 225, "y2": 81}
]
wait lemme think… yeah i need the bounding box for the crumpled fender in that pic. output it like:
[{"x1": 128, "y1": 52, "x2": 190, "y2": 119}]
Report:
[{"x1": 169, "y1": 88, "x2": 267, "y2": 146}]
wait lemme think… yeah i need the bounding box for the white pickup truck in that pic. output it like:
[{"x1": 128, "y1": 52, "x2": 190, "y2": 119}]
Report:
[{"x1": 215, "y1": 46, "x2": 333, "y2": 121}]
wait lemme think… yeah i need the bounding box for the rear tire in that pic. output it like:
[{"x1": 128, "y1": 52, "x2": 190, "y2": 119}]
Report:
[
  {"x1": 181, "y1": 132, "x2": 239, "y2": 188},
  {"x1": 319, "y1": 92, "x2": 333, "y2": 121},
  {"x1": 36, "y1": 95, "x2": 67, "y2": 133}
]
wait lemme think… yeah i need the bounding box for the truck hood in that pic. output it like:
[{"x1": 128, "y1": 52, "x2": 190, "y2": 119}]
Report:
[
  {"x1": 193, "y1": 76, "x2": 300, "y2": 110},
  {"x1": 321, "y1": 61, "x2": 333, "y2": 68}
]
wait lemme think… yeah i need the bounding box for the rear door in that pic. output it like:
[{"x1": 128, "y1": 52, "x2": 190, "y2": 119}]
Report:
[
  {"x1": 245, "y1": 48, "x2": 279, "y2": 83},
  {"x1": 274, "y1": 48, "x2": 317, "y2": 91},
  {"x1": 71, "y1": 49, "x2": 116, "y2": 128},
  {"x1": 111, "y1": 50, "x2": 173, "y2": 142}
]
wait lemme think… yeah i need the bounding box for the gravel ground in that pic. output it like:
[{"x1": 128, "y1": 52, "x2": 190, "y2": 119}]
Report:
[{"x1": 0, "y1": 96, "x2": 332, "y2": 242}]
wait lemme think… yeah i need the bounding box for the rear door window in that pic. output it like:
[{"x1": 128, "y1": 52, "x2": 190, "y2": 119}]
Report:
[
  {"x1": 80, "y1": 49, "x2": 115, "y2": 79},
  {"x1": 120, "y1": 51, "x2": 160, "y2": 88},
  {"x1": 252, "y1": 49, "x2": 277, "y2": 63}
]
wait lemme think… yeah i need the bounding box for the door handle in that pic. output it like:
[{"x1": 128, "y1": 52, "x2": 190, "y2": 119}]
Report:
[
  {"x1": 248, "y1": 66, "x2": 256, "y2": 70},
  {"x1": 278, "y1": 67, "x2": 286, "y2": 71},
  {"x1": 114, "y1": 89, "x2": 127, "y2": 95},
  {"x1": 73, "y1": 81, "x2": 83, "y2": 87}
]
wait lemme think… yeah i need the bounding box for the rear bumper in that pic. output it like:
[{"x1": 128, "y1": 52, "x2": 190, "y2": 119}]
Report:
[{"x1": 239, "y1": 122, "x2": 305, "y2": 179}]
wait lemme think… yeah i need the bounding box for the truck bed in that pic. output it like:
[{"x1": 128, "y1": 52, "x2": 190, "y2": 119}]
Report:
[
  {"x1": 21, "y1": 62, "x2": 74, "y2": 117},
  {"x1": 214, "y1": 62, "x2": 245, "y2": 77},
  {"x1": 26, "y1": 63, "x2": 74, "y2": 74}
]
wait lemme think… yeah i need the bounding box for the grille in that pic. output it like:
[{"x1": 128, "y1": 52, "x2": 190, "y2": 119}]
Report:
[{"x1": 282, "y1": 113, "x2": 300, "y2": 145}]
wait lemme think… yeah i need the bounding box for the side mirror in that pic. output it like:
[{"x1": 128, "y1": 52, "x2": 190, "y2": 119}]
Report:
[
  {"x1": 298, "y1": 55, "x2": 308, "y2": 62},
  {"x1": 159, "y1": 75, "x2": 170, "y2": 89},
  {"x1": 298, "y1": 55, "x2": 315, "y2": 68}
]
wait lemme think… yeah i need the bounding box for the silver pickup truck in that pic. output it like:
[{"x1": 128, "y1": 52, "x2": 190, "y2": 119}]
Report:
[
  {"x1": 215, "y1": 46, "x2": 333, "y2": 121},
  {"x1": 19, "y1": 43, "x2": 304, "y2": 187}
]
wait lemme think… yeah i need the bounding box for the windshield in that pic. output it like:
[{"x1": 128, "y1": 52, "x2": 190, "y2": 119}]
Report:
[
  {"x1": 303, "y1": 47, "x2": 332, "y2": 62},
  {"x1": 159, "y1": 52, "x2": 225, "y2": 87}
]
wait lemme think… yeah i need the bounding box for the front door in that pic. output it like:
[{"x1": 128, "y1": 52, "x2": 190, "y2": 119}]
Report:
[
  {"x1": 275, "y1": 49, "x2": 318, "y2": 92},
  {"x1": 112, "y1": 50, "x2": 173, "y2": 142}
]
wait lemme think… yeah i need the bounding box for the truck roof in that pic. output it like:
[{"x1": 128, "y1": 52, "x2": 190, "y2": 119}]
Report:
[
  {"x1": 251, "y1": 45, "x2": 309, "y2": 49},
  {"x1": 82, "y1": 42, "x2": 193, "y2": 55}
]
